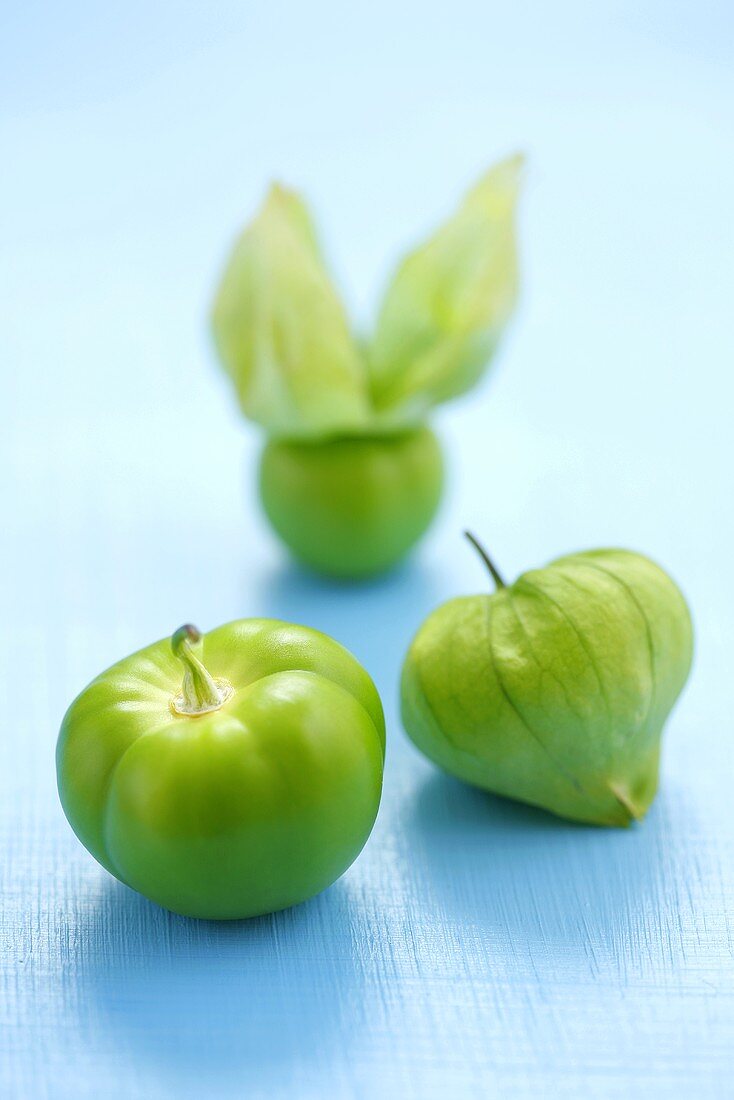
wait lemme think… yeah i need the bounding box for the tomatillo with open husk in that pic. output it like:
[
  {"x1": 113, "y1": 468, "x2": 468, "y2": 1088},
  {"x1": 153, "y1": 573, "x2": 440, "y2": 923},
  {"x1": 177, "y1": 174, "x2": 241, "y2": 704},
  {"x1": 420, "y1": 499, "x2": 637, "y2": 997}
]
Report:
[{"x1": 211, "y1": 159, "x2": 522, "y2": 577}]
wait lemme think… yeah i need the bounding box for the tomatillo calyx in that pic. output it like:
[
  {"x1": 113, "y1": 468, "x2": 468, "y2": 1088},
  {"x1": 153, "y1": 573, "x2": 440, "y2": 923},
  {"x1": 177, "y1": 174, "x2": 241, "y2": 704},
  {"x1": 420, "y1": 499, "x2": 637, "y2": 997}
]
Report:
[
  {"x1": 57, "y1": 619, "x2": 385, "y2": 918},
  {"x1": 401, "y1": 533, "x2": 693, "y2": 826}
]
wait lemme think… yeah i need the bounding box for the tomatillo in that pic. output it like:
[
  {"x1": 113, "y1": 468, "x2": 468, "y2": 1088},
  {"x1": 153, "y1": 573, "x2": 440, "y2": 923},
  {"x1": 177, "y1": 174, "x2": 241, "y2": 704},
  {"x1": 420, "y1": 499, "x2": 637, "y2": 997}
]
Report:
[
  {"x1": 57, "y1": 619, "x2": 385, "y2": 919},
  {"x1": 401, "y1": 533, "x2": 693, "y2": 826},
  {"x1": 259, "y1": 427, "x2": 443, "y2": 577},
  {"x1": 211, "y1": 158, "x2": 522, "y2": 578}
]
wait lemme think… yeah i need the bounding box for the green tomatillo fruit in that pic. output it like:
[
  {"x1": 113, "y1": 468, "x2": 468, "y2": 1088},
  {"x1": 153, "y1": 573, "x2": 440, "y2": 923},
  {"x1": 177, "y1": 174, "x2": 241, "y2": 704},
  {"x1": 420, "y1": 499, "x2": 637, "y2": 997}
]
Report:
[
  {"x1": 211, "y1": 159, "x2": 522, "y2": 578},
  {"x1": 401, "y1": 533, "x2": 693, "y2": 826},
  {"x1": 259, "y1": 427, "x2": 443, "y2": 578},
  {"x1": 57, "y1": 619, "x2": 385, "y2": 918}
]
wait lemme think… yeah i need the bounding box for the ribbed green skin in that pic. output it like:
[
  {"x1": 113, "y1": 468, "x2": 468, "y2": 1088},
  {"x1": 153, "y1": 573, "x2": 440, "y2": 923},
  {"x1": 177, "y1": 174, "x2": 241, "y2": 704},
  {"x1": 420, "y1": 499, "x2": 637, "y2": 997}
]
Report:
[
  {"x1": 401, "y1": 549, "x2": 693, "y2": 826},
  {"x1": 57, "y1": 619, "x2": 385, "y2": 918}
]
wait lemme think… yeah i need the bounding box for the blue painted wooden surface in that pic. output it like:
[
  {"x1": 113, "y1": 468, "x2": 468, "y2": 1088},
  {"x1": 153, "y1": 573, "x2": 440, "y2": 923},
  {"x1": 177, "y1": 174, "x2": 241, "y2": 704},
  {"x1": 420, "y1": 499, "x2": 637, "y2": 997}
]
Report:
[{"x1": 2, "y1": 3, "x2": 733, "y2": 1096}]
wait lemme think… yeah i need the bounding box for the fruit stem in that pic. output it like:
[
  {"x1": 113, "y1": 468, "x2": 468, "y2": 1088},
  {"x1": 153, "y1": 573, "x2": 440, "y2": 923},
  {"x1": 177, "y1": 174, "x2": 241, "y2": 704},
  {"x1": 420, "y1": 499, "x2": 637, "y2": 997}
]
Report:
[
  {"x1": 464, "y1": 530, "x2": 506, "y2": 589},
  {"x1": 171, "y1": 624, "x2": 231, "y2": 715}
]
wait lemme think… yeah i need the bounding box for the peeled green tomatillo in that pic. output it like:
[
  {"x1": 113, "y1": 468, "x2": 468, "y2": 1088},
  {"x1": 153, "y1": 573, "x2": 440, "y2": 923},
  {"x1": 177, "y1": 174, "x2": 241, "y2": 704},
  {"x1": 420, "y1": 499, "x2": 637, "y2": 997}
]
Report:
[
  {"x1": 211, "y1": 158, "x2": 522, "y2": 578},
  {"x1": 401, "y1": 534, "x2": 693, "y2": 826},
  {"x1": 57, "y1": 620, "x2": 385, "y2": 918},
  {"x1": 259, "y1": 427, "x2": 443, "y2": 577}
]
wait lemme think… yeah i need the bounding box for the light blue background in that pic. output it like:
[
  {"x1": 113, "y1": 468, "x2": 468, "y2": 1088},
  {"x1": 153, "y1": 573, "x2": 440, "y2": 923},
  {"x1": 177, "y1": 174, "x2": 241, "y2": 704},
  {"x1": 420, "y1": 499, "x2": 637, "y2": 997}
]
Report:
[{"x1": 2, "y1": 3, "x2": 733, "y2": 1097}]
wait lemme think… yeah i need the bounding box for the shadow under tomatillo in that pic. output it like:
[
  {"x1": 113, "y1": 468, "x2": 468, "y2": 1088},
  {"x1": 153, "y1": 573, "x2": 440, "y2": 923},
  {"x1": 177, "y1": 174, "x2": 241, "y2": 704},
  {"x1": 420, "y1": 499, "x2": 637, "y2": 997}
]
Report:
[{"x1": 58, "y1": 875, "x2": 369, "y2": 1095}]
